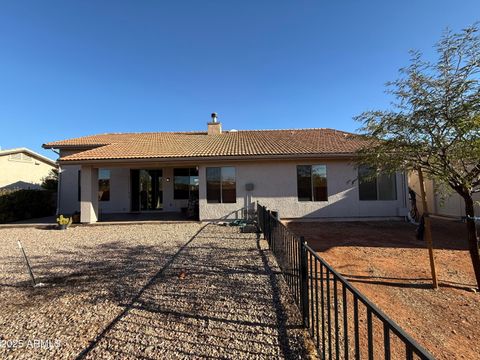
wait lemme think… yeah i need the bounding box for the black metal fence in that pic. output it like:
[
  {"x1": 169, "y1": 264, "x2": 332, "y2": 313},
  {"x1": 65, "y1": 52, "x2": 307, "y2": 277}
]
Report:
[{"x1": 256, "y1": 203, "x2": 435, "y2": 360}]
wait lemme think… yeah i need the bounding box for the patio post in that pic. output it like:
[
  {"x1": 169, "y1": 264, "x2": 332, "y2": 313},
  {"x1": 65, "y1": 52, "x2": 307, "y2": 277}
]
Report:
[{"x1": 80, "y1": 165, "x2": 99, "y2": 223}]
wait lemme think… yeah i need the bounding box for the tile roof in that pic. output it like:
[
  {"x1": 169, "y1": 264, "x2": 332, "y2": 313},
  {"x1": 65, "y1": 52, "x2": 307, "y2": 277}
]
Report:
[{"x1": 43, "y1": 129, "x2": 367, "y2": 162}]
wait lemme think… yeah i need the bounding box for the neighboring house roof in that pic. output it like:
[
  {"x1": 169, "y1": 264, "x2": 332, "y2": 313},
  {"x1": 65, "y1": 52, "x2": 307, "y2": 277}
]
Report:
[
  {"x1": 43, "y1": 129, "x2": 367, "y2": 162},
  {"x1": 0, "y1": 147, "x2": 57, "y2": 166}
]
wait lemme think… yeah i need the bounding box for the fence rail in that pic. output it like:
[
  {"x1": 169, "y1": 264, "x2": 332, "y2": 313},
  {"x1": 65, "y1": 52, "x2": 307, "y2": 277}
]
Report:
[{"x1": 256, "y1": 203, "x2": 435, "y2": 360}]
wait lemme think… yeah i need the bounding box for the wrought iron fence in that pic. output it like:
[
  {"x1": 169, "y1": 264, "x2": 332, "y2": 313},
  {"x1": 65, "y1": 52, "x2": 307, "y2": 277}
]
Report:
[{"x1": 256, "y1": 203, "x2": 435, "y2": 360}]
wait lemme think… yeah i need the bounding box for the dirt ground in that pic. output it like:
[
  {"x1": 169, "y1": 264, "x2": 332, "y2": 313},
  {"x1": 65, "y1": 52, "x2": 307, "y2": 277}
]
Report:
[{"x1": 286, "y1": 218, "x2": 480, "y2": 360}]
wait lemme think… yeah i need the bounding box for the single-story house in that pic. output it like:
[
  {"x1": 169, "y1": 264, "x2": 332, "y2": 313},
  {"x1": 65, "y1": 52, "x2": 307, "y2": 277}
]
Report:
[
  {"x1": 0, "y1": 147, "x2": 57, "y2": 190},
  {"x1": 42, "y1": 115, "x2": 409, "y2": 223}
]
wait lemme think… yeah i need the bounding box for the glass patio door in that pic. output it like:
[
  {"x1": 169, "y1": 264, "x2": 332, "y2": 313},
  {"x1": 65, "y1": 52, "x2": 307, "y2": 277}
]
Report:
[{"x1": 139, "y1": 169, "x2": 163, "y2": 211}]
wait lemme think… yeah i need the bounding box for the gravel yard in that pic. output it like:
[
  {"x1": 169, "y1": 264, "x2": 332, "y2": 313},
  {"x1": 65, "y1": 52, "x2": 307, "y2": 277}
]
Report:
[{"x1": 0, "y1": 223, "x2": 312, "y2": 359}]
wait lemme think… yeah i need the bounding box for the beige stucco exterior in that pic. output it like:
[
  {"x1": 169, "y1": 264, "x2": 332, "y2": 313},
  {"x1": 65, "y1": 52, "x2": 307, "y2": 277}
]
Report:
[
  {"x1": 57, "y1": 157, "x2": 408, "y2": 223},
  {"x1": 408, "y1": 171, "x2": 480, "y2": 218},
  {"x1": 0, "y1": 148, "x2": 56, "y2": 190},
  {"x1": 198, "y1": 159, "x2": 408, "y2": 221}
]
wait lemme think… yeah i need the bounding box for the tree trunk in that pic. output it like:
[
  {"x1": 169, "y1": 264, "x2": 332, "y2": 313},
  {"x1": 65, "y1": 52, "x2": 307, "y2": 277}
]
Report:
[
  {"x1": 463, "y1": 194, "x2": 480, "y2": 290},
  {"x1": 417, "y1": 168, "x2": 438, "y2": 288}
]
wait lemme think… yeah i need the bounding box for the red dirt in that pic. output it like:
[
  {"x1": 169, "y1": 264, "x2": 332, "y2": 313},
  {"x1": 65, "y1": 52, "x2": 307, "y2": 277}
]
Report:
[{"x1": 285, "y1": 219, "x2": 480, "y2": 360}]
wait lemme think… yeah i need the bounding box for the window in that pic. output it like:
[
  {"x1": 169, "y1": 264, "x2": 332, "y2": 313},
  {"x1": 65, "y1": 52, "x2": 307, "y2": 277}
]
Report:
[
  {"x1": 297, "y1": 165, "x2": 328, "y2": 201},
  {"x1": 98, "y1": 169, "x2": 110, "y2": 201},
  {"x1": 206, "y1": 167, "x2": 236, "y2": 203},
  {"x1": 221, "y1": 167, "x2": 236, "y2": 203},
  {"x1": 174, "y1": 168, "x2": 199, "y2": 200},
  {"x1": 358, "y1": 166, "x2": 397, "y2": 200}
]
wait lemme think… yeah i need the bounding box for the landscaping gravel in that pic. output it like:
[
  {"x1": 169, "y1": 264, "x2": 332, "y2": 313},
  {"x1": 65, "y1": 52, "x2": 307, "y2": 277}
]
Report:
[{"x1": 0, "y1": 223, "x2": 313, "y2": 359}]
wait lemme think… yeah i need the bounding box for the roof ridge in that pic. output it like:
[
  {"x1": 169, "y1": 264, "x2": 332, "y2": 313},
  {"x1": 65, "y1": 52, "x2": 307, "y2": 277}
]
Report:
[
  {"x1": 82, "y1": 130, "x2": 208, "y2": 135},
  {"x1": 231, "y1": 128, "x2": 357, "y2": 133},
  {"x1": 55, "y1": 128, "x2": 358, "y2": 136}
]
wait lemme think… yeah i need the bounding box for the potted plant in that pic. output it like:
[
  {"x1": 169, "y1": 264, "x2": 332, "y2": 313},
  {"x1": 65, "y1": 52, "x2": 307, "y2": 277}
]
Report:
[{"x1": 56, "y1": 215, "x2": 72, "y2": 230}]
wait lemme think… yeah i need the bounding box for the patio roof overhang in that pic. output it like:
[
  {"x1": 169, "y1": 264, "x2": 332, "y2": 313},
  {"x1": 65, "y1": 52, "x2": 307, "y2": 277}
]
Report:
[{"x1": 56, "y1": 153, "x2": 358, "y2": 167}]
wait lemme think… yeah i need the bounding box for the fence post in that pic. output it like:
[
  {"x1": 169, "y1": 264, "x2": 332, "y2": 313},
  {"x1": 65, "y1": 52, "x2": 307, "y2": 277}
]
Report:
[
  {"x1": 264, "y1": 208, "x2": 268, "y2": 241},
  {"x1": 299, "y1": 236, "x2": 309, "y2": 327},
  {"x1": 267, "y1": 210, "x2": 272, "y2": 248},
  {"x1": 262, "y1": 206, "x2": 267, "y2": 240}
]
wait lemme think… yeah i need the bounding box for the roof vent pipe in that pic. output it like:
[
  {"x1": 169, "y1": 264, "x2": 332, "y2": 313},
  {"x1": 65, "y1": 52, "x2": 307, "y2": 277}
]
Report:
[
  {"x1": 208, "y1": 112, "x2": 222, "y2": 135},
  {"x1": 211, "y1": 112, "x2": 218, "y2": 123}
]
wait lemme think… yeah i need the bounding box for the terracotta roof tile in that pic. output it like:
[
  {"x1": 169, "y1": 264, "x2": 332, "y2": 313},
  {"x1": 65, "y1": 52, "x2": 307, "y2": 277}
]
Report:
[{"x1": 43, "y1": 129, "x2": 367, "y2": 161}]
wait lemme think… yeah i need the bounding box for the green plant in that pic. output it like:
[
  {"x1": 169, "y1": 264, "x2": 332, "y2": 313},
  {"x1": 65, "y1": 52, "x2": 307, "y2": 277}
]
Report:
[
  {"x1": 355, "y1": 23, "x2": 480, "y2": 288},
  {"x1": 0, "y1": 189, "x2": 55, "y2": 223},
  {"x1": 56, "y1": 215, "x2": 72, "y2": 226},
  {"x1": 41, "y1": 169, "x2": 59, "y2": 191}
]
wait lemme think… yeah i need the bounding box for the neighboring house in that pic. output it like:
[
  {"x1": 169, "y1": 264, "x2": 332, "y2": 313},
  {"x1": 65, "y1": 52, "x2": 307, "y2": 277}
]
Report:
[
  {"x1": 409, "y1": 173, "x2": 480, "y2": 218},
  {"x1": 43, "y1": 116, "x2": 409, "y2": 223},
  {"x1": 0, "y1": 148, "x2": 57, "y2": 190}
]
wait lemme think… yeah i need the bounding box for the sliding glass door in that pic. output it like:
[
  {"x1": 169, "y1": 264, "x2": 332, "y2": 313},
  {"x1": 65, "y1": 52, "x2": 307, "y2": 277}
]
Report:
[{"x1": 131, "y1": 169, "x2": 163, "y2": 211}]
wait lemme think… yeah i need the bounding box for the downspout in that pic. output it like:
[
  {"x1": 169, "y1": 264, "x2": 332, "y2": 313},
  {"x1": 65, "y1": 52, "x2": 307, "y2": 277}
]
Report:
[
  {"x1": 51, "y1": 149, "x2": 61, "y2": 215},
  {"x1": 56, "y1": 165, "x2": 62, "y2": 216}
]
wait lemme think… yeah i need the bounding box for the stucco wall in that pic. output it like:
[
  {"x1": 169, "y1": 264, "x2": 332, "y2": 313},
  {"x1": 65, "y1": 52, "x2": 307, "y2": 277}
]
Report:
[
  {"x1": 98, "y1": 168, "x2": 131, "y2": 214},
  {"x1": 407, "y1": 171, "x2": 435, "y2": 214},
  {"x1": 59, "y1": 159, "x2": 408, "y2": 220},
  {"x1": 198, "y1": 160, "x2": 407, "y2": 221},
  {"x1": 60, "y1": 165, "x2": 132, "y2": 214},
  {"x1": 58, "y1": 164, "x2": 81, "y2": 214},
  {"x1": 161, "y1": 167, "x2": 189, "y2": 211},
  {"x1": 408, "y1": 172, "x2": 480, "y2": 217},
  {"x1": 58, "y1": 164, "x2": 188, "y2": 214},
  {"x1": 433, "y1": 190, "x2": 480, "y2": 217},
  {"x1": 0, "y1": 153, "x2": 55, "y2": 189}
]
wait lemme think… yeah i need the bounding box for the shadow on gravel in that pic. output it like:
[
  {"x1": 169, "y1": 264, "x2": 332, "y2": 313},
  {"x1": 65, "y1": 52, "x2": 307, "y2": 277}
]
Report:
[
  {"x1": 2, "y1": 223, "x2": 309, "y2": 358},
  {"x1": 72, "y1": 225, "x2": 309, "y2": 359},
  {"x1": 75, "y1": 224, "x2": 209, "y2": 359},
  {"x1": 255, "y1": 234, "x2": 306, "y2": 359},
  {"x1": 4, "y1": 239, "x2": 188, "y2": 304}
]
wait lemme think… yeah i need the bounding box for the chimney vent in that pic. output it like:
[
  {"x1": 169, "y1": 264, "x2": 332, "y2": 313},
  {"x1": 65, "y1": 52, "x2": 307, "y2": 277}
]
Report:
[{"x1": 208, "y1": 112, "x2": 222, "y2": 135}]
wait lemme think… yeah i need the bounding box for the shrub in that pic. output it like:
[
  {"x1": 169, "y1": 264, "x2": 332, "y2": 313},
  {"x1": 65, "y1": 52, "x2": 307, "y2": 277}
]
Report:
[
  {"x1": 0, "y1": 188, "x2": 15, "y2": 197},
  {"x1": 0, "y1": 189, "x2": 56, "y2": 223},
  {"x1": 41, "y1": 169, "x2": 59, "y2": 191}
]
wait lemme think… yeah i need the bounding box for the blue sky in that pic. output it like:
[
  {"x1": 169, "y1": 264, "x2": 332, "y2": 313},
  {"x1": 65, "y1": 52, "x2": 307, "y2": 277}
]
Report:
[{"x1": 0, "y1": 1, "x2": 478, "y2": 159}]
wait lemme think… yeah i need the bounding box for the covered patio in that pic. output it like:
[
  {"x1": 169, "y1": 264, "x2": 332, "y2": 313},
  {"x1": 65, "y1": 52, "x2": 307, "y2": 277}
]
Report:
[{"x1": 77, "y1": 164, "x2": 199, "y2": 223}]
